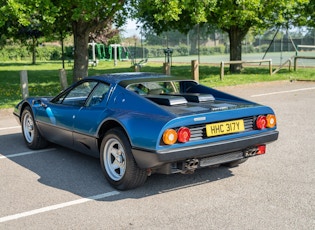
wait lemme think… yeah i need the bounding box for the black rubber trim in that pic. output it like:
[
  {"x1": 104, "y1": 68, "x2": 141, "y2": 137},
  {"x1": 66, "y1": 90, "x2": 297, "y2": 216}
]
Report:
[{"x1": 132, "y1": 130, "x2": 279, "y2": 169}]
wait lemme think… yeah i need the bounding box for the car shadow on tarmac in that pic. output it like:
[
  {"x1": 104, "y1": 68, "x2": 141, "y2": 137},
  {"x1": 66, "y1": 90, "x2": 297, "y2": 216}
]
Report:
[{"x1": 1, "y1": 132, "x2": 234, "y2": 200}]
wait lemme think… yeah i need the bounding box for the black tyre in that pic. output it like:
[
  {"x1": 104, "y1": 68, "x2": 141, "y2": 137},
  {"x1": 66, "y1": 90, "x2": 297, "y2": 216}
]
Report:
[
  {"x1": 100, "y1": 127, "x2": 147, "y2": 190},
  {"x1": 223, "y1": 158, "x2": 248, "y2": 168},
  {"x1": 21, "y1": 106, "x2": 48, "y2": 149}
]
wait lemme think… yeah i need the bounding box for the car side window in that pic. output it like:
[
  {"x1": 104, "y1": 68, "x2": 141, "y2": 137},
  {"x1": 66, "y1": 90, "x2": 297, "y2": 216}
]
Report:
[
  {"x1": 126, "y1": 81, "x2": 178, "y2": 95},
  {"x1": 85, "y1": 83, "x2": 110, "y2": 107},
  {"x1": 56, "y1": 81, "x2": 98, "y2": 106}
]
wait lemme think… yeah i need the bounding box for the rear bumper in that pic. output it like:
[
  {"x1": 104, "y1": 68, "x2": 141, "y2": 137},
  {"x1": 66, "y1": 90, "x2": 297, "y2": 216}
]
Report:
[{"x1": 132, "y1": 130, "x2": 279, "y2": 169}]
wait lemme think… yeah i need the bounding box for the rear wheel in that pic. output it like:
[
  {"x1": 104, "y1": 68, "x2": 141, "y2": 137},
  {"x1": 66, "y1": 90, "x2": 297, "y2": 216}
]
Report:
[
  {"x1": 100, "y1": 127, "x2": 147, "y2": 190},
  {"x1": 21, "y1": 106, "x2": 47, "y2": 149}
]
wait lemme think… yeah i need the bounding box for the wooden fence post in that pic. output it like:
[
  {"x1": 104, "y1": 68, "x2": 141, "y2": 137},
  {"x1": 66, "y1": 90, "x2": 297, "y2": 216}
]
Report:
[
  {"x1": 134, "y1": 64, "x2": 140, "y2": 72},
  {"x1": 220, "y1": 61, "x2": 224, "y2": 80},
  {"x1": 59, "y1": 68, "x2": 68, "y2": 90},
  {"x1": 191, "y1": 60, "x2": 199, "y2": 82},
  {"x1": 163, "y1": 62, "x2": 171, "y2": 75},
  {"x1": 20, "y1": 70, "x2": 29, "y2": 99},
  {"x1": 294, "y1": 57, "x2": 298, "y2": 71}
]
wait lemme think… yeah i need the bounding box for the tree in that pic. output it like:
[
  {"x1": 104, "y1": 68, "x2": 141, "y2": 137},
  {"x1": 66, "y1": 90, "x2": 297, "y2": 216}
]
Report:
[
  {"x1": 18, "y1": 23, "x2": 43, "y2": 65},
  {"x1": 44, "y1": 14, "x2": 73, "y2": 69},
  {"x1": 299, "y1": 0, "x2": 315, "y2": 28},
  {"x1": 63, "y1": 0, "x2": 127, "y2": 81},
  {"x1": 4, "y1": 0, "x2": 127, "y2": 82},
  {"x1": 3, "y1": 0, "x2": 59, "y2": 64},
  {"x1": 133, "y1": 0, "x2": 309, "y2": 73},
  {"x1": 0, "y1": 2, "x2": 15, "y2": 48}
]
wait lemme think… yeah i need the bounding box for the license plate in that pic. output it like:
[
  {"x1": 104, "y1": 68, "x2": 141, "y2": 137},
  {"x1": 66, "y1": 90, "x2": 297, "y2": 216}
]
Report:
[{"x1": 206, "y1": 119, "x2": 245, "y2": 137}]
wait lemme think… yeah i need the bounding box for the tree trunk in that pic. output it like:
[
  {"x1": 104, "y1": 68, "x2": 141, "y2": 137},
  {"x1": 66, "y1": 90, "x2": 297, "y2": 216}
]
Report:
[
  {"x1": 228, "y1": 26, "x2": 249, "y2": 73},
  {"x1": 71, "y1": 15, "x2": 114, "y2": 82},
  {"x1": 31, "y1": 37, "x2": 36, "y2": 65},
  {"x1": 72, "y1": 21, "x2": 90, "y2": 82},
  {"x1": 60, "y1": 31, "x2": 65, "y2": 69}
]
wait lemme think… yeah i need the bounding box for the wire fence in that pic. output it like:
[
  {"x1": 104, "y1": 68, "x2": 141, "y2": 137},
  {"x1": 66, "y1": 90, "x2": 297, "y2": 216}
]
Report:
[{"x1": 125, "y1": 27, "x2": 315, "y2": 67}]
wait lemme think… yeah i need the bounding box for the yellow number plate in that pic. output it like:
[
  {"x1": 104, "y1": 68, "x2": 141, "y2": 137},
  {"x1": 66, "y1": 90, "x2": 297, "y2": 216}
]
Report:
[{"x1": 206, "y1": 119, "x2": 245, "y2": 137}]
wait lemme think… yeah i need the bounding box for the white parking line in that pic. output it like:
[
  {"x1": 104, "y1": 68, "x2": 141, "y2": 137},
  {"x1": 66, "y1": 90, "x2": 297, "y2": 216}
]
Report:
[
  {"x1": 251, "y1": 86, "x2": 315, "y2": 97},
  {"x1": 0, "y1": 191, "x2": 120, "y2": 223},
  {"x1": 0, "y1": 148, "x2": 56, "y2": 159},
  {"x1": 0, "y1": 126, "x2": 20, "y2": 131}
]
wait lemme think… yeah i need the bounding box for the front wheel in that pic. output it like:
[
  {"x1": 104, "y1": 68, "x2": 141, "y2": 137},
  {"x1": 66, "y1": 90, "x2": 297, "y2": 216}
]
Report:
[
  {"x1": 100, "y1": 128, "x2": 147, "y2": 190},
  {"x1": 21, "y1": 106, "x2": 47, "y2": 149}
]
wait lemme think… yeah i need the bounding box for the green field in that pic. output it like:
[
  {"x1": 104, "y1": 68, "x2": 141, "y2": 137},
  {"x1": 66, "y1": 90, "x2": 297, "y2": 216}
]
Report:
[{"x1": 1, "y1": 58, "x2": 314, "y2": 109}]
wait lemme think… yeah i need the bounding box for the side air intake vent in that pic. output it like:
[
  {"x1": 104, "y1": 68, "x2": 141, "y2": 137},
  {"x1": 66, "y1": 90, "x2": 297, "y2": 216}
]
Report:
[
  {"x1": 145, "y1": 95, "x2": 188, "y2": 106},
  {"x1": 163, "y1": 93, "x2": 215, "y2": 103}
]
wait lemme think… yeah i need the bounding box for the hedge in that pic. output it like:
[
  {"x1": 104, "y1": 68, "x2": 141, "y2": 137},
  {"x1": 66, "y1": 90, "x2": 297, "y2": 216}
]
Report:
[
  {"x1": 0, "y1": 45, "x2": 63, "y2": 61},
  {"x1": 0, "y1": 43, "x2": 268, "y2": 62}
]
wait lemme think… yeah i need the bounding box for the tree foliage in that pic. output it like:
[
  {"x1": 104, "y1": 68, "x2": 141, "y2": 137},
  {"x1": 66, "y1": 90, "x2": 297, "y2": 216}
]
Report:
[
  {"x1": 3, "y1": 0, "x2": 127, "y2": 82},
  {"x1": 65, "y1": 0, "x2": 127, "y2": 81},
  {"x1": 133, "y1": 0, "x2": 310, "y2": 72},
  {"x1": 300, "y1": 0, "x2": 315, "y2": 28}
]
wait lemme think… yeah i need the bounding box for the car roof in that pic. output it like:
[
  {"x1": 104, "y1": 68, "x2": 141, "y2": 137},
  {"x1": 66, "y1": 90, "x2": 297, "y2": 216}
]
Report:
[{"x1": 87, "y1": 72, "x2": 189, "y2": 87}]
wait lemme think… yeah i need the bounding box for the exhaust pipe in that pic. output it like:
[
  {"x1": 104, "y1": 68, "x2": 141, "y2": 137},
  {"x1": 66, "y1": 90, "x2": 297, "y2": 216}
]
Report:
[
  {"x1": 181, "y1": 158, "x2": 199, "y2": 174},
  {"x1": 244, "y1": 148, "x2": 258, "y2": 157},
  {"x1": 243, "y1": 145, "x2": 266, "y2": 157}
]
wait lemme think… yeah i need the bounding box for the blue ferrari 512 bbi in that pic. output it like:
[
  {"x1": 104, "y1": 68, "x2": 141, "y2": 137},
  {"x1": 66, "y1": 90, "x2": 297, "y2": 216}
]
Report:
[{"x1": 14, "y1": 72, "x2": 279, "y2": 190}]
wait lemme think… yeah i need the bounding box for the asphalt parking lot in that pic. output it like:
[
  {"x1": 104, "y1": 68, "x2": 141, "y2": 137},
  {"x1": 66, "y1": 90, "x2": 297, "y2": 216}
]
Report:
[{"x1": 0, "y1": 80, "x2": 314, "y2": 229}]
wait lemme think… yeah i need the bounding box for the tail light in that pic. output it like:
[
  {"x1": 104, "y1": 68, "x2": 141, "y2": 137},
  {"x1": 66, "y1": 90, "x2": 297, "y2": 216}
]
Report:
[
  {"x1": 256, "y1": 114, "x2": 276, "y2": 129},
  {"x1": 177, "y1": 127, "x2": 191, "y2": 143},
  {"x1": 162, "y1": 127, "x2": 191, "y2": 145},
  {"x1": 163, "y1": 129, "x2": 178, "y2": 145},
  {"x1": 266, "y1": 114, "x2": 276, "y2": 128},
  {"x1": 256, "y1": 115, "x2": 267, "y2": 129}
]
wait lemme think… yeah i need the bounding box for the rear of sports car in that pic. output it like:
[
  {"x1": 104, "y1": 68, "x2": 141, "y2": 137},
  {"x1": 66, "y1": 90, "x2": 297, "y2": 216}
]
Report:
[{"x1": 131, "y1": 84, "x2": 279, "y2": 175}]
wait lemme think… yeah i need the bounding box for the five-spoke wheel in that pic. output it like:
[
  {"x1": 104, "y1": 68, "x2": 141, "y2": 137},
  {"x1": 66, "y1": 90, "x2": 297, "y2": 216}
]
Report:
[
  {"x1": 100, "y1": 127, "x2": 147, "y2": 190},
  {"x1": 22, "y1": 110, "x2": 35, "y2": 144},
  {"x1": 21, "y1": 106, "x2": 47, "y2": 149},
  {"x1": 103, "y1": 137, "x2": 127, "y2": 181}
]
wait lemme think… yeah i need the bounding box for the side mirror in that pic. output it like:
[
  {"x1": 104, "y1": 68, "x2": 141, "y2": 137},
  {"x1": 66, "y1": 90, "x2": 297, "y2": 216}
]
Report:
[{"x1": 32, "y1": 99, "x2": 47, "y2": 108}]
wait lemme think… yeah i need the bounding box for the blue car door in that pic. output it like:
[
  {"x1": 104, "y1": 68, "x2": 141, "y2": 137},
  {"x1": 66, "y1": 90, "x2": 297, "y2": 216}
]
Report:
[
  {"x1": 72, "y1": 82, "x2": 111, "y2": 155},
  {"x1": 36, "y1": 81, "x2": 99, "y2": 148},
  {"x1": 43, "y1": 103, "x2": 80, "y2": 147}
]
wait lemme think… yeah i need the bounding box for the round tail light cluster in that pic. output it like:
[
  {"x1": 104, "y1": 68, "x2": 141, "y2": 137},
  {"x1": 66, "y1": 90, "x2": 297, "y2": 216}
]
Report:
[
  {"x1": 163, "y1": 127, "x2": 191, "y2": 145},
  {"x1": 255, "y1": 114, "x2": 276, "y2": 129}
]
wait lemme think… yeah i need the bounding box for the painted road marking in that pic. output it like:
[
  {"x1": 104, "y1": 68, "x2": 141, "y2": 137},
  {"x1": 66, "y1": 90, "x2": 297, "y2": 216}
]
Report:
[
  {"x1": 0, "y1": 148, "x2": 56, "y2": 159},
  {"x1": 0, "y1": 126, "x2": 20, "y2": 131},
  {"x1": 0, "y1": 191, "x2": 120, "y2": 223},
  {"x1": 251, "y1": 86, "x2": 315, "y2": 97}
]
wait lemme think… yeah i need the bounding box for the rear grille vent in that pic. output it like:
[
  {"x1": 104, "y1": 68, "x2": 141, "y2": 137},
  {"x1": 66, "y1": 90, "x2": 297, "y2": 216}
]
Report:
[{"x1": 189, "y1": 116, "x2": 254, "y2": 141}]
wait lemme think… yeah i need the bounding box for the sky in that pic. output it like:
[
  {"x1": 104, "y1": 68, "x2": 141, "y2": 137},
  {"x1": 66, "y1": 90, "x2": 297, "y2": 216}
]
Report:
[{"x1": 121, "y1": 19, "x2": 141, "y2": 37}]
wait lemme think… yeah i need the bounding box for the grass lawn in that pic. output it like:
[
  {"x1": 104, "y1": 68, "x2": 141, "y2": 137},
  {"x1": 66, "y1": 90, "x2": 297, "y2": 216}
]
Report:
[{"x1": 0, "y1": 60, "x2": 314, "y2": 109}]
